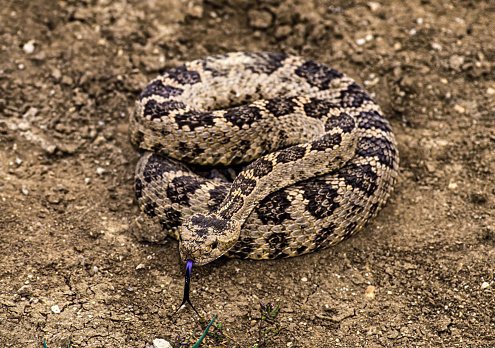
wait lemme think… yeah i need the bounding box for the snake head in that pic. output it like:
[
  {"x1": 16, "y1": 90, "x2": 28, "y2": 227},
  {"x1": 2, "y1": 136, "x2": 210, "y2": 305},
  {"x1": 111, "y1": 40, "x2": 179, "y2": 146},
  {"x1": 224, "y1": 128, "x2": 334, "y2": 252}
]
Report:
[{"x1": 179, "y1": 213, "x2": 241, "y2": 265}]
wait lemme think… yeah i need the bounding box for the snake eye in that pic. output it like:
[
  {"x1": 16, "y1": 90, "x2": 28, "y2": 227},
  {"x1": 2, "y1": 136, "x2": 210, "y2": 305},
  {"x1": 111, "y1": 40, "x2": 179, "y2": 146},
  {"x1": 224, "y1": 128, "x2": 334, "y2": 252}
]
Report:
[{"x1": 210, "y1": 239, "x2": 218, "y2": 250}]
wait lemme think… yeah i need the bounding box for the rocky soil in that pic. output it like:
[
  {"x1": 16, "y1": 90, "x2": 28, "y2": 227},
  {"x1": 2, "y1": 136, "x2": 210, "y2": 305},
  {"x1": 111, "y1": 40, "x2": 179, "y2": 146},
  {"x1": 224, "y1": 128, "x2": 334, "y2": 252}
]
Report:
[{"x1": 0, "y1": 0, "x2": 494, "y2": 347}]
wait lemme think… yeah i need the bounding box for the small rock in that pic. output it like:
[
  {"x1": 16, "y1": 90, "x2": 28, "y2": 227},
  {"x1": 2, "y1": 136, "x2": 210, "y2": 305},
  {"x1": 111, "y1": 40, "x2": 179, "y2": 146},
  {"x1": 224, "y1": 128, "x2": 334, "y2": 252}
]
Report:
[
  {"x1": 431, "y1": 43, "x2": 442, "y2": 51},
  {"x1": 153, "y1": 339, "x2": 172, "y2": 348},
  {"x1": 51, "y1": 68, "x2": 62, "y2": 80},
  {"x1": 23, "y1": 40, "x2": 35, "y2": 54},
  {"x1": 96, "y1": 167, "x2": 106, "y2": 175},
  {"x1": 453, "y1": 104, "x2": 465, "y2": 113},
  {"x1": 424, "y1": 161, "x2": 437, "y2": 173},
  {"x1": 17, "y1": 121, "x2": 30, "y2": 131},
  {"x1": 23, "y1": 107, "x2": 38, "y2": 118},
  {"x1": 387, "y1": 329, "x2": 400, "y2": 339},
  {"x1": 449, "y1": 55, "x2": 465, "y2": 71},
  {"x1": 487, "y1": 87, "x2": 495, "y2": 95},
  {"x1": 364, "y1": 285, "x2": 376, "y2": 299},
  {"x1": 61, "y1": 75, "x2": 74, "y2": 85},
  {"x1": 51, "y1": 305, "x2": 61, "y2": 314},
  {"x1": 481, "y1": 282, "x2": 491, "y2": 290},
  {"x1": 136, "y1": 263, "x2": 145, "y2": 270},
  {"x1": 17, "y1": 284, "x2": 33, "y2": 297},
  {"x1": 247, "y1": 9, "x2": 273, "y2": 29},
  {"x1": 186, "y1": 5, "x2": 203, "y2": 19},
  {"x1": 43, "y1": 144, "x2": 57, "y2": 154},
  {"x1": 46, "y1": 193, "x2": 63, "y2": 204},
  {"x1": 367, "y1": 2, "x2": 380, "y2": 12},
  {"x1": 274, "y1": 25, "x2": 292, "y2": 39},
  {"x1": 436, "y1": 316, "x2": 451, "y2": 332}
]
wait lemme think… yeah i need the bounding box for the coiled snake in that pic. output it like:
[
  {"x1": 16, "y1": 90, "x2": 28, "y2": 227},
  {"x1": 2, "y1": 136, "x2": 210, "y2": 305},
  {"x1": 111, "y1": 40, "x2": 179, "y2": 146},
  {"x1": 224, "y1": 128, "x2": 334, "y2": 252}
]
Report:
[{"x1": 130, "y1": 52, "x2": 399, "y2": 267}]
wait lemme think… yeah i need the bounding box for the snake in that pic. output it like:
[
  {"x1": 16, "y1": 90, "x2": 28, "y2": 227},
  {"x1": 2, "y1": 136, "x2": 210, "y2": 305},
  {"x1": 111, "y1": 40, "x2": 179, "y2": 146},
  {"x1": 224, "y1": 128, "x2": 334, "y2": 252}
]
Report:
[{"x1": 130, "y1": 52, "x2": 399, "y2": 267}]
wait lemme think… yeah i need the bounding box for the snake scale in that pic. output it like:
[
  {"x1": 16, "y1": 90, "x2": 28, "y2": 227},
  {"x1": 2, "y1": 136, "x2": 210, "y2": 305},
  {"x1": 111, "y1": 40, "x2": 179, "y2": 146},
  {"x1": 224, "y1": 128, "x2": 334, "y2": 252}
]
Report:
[{"x1": 130, "y1": 52, "x2": 399, "y2": 266}]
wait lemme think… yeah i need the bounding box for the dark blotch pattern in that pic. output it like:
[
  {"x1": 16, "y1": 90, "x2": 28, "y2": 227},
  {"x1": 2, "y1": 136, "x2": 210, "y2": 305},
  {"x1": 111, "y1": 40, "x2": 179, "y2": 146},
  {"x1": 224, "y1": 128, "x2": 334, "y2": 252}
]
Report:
[
  {"x1": 295, "y1": 60, "x2": 343, "y2": 89},
  {"x1": 141, "y1": 154, "x2": 187, "y2": 184},
  {"x1": 324, "y1": 112, "x2": 355, "y2": 133},
  {"x1": 229, "y1": 236, "x2": 256, "y2": 259},
  {"x1": 223, "y1": 105, "x2": 263, "y2": 127},
  {"x1": 144, "y1": 99, "x2": 186, "y2": 121},
  {"x1": 219, "y1": 195, "x2": 244, "y2": 219},
  {"x1": 310, "y1": 132, "x2": 342, "y2": 152},
  {"x1": 303, "y1": 99, "x2": 340, "y2": 119},
  {"x1": 276, "y1": 146, "x2": 307, "y2": 164},
  {"x1": 303, "y1": 179, "x2": 340, "y2": 219},
  {"x1": 340, "y1": 164, "x2": 378, "y2": 196},
  {"x1": 249, "y1": 158, "x2": 274, "y2": 178},
  {"x1": 231, "y1": 177, "x2": 257, "y2": 196},
  {"x1": 207, "y1": 185, "x2": 229, "y2": 211},
  {"x1": 244, "y1": 52, "x2": 288, "y2": 74},
  {"x1": 266, "y1": 233, "x2": 289, "y2": 254},
  {"x1": 160, "y1": 207, "x2": 182, "y2": 230},
  {"x1": 168, "y1": 176, "x2": 203, "y2": 205},
  {"x1": 138, "y1": 79, "x2": 183, "y2": 100},
  {"x1": 358, "y1": 110, "x2": 393, "y2": 133},
  {"x1": 174, "y1": 110, "x2": 216, "y2": 130},
  {"x1": 165, "y1": 65, "x2": 201, "y2": 85},
  {"x1": 255, "y1": 190, "x2": 292, "y2": 225},
  {"x1": 357, "y1": 137, "x2": 397, "y2": 168},
  {"x1": 339, "y1": 82, "x2": 374, "y2": 108},
  {"x1": 143, "y1": 200, "x2": 158, "y2": 218},
  {"x1": 264, "y1": 97, "x2": 297, "y2": 117},
  {"x1": 313, "y1": 222, "x2": 338, "y2": 249}
]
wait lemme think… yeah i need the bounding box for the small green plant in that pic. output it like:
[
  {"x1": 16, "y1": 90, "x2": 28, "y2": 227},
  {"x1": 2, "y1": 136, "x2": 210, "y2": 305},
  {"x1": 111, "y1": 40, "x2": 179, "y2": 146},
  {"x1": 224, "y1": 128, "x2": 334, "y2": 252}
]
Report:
[
  {"x1": 250, "y1": 302, "x2": 281, "y2": 348},
  {"x1": 171, "y1": 314, "x2": 218, "y2": 348}
]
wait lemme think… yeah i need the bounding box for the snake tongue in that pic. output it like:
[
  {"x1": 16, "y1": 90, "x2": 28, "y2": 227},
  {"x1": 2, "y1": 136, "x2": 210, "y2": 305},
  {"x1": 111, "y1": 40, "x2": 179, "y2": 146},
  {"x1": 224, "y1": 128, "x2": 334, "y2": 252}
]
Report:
[{"x1": 174, "y1": 260, "x2": 201, "y2": 317}]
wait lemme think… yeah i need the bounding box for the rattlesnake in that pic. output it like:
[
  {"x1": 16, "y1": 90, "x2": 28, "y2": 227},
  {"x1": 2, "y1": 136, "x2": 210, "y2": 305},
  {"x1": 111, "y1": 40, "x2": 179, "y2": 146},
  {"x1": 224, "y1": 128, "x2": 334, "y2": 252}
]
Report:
[{"x1": 130, "y1": 52, "x2": 399, "y2": 266}]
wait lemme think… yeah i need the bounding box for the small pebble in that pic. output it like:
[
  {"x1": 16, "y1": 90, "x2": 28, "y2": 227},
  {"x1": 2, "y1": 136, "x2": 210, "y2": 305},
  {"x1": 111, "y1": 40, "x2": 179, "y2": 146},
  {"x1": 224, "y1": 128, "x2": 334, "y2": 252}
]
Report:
[
  {"x1": 187, "y1": 5, "x2": 203, "y2": 19},
  {"x1": 247, "y1": 9, "x2": 273, "y2": 29},
  {"x1": 23, "y1": 40, "x2": 35, "y2": 54},
  {"x1": 481, "y1": 282, "x2": 491, "y2": 290},
  {"x1": 365, "y1": 285, "x2": 376, "y2": 299},
  {"x1": 96, "y1": 167, "x2": 105, "y2": 175},
  {"x1": 368, "y1": 2, "x2": 380, "y2": 12},
  {"x1": 51, "y1": 305, "x2": 61, "y2": 314},
  {"x1": 487, "y1": 87, "x2": 495, "y2": 95},
  {"x1": 136, "y1": 263, "x2": 145, "y2": 270},
  {"x1": 431, "y1": 43, "x2": 442, "y2": 51},
  {"x1": 153, "y1": 338, "x2": 172, "y2": 348},
  {"x1": 453, "y1": 104, "x2": 465, "y2": 113},
  {"x1": 17, "y1": 121, "x2": 30, "y2": 131}
]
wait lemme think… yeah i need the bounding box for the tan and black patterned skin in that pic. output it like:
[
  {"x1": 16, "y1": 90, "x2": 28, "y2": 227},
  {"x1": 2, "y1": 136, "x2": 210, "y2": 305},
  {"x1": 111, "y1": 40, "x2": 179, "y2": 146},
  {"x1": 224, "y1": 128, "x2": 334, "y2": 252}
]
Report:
[{"x1": 130, "y1": 52, "x2": 399, "y2": 266}]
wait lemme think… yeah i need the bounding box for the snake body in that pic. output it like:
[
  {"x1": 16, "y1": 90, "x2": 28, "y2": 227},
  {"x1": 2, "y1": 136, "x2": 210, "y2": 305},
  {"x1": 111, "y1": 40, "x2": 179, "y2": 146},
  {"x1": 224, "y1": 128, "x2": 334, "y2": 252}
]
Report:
[{"x1": 130, "y1": 52, "x2": 399, "y2": 265}]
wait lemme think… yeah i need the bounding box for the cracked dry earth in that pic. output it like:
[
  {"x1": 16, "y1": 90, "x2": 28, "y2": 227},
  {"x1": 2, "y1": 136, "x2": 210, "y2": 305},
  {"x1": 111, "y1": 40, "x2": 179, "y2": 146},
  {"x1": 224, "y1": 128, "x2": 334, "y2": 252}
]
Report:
[{"x1": 1, "y1": 0, "x2": 494, "y2": 347}]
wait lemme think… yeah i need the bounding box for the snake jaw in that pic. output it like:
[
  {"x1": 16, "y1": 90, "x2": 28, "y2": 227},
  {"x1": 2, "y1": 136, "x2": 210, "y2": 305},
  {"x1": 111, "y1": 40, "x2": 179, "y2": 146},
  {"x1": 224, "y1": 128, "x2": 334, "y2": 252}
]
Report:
[{"x1": 179, "y1": 213, "x2": 242, "y2": 265}]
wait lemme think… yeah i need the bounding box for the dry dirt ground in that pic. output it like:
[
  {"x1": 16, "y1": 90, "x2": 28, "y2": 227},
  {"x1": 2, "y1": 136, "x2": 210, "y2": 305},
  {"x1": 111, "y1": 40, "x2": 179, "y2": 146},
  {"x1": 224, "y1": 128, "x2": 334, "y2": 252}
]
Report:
[{"x1": 1, "y1": 0, "x2": 494, "y2": 347}]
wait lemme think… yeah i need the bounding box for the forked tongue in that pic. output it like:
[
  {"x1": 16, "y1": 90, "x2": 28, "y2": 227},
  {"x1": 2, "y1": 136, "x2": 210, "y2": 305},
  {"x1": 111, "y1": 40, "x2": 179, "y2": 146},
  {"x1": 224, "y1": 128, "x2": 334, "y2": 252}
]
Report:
[{"x1": 174, "y1": 260, "x2": 200, "y2": 317}]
